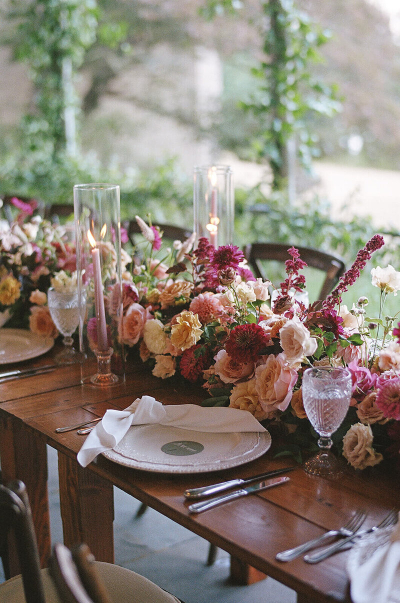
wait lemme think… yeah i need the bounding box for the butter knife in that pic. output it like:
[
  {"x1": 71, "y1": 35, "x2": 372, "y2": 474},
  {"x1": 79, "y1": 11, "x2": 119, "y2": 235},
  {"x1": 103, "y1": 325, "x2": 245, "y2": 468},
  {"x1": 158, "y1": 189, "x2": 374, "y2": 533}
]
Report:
[
  {"x1": 184, "y1": 466, "x2": 296, "y2": 500},
  {"x1": 0, "y1": 365, "x2": 57, "y2": 382},
  {"x1": 188, "y1": 476, "x2": 290, "y2": 514}
]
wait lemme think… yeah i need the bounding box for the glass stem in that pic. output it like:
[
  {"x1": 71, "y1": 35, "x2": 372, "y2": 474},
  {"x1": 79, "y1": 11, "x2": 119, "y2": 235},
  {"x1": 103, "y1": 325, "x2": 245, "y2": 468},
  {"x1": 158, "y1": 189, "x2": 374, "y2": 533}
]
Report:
[
  {"x1": 318, "y1": 436, "x2": 333, "y2": 451},
  {"x1": 63, "y1": 336, "x2": 74, "y2": 347}
]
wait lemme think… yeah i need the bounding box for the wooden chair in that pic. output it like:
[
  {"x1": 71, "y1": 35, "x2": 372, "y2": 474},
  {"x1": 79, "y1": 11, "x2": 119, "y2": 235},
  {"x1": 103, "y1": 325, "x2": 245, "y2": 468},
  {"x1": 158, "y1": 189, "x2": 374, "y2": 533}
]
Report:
[
  {"x1": 123, "y1": 220, "x2": 192, "y2": 246},
  {"x1": 0, "y1": 480, "x2": 181, "y2": 603},
  {"x1": 243, "y1": 242, "x2": 346, "y2": 301},
  {"x1": 44, "y1": 204, "x2": 75, "y2": 223}
]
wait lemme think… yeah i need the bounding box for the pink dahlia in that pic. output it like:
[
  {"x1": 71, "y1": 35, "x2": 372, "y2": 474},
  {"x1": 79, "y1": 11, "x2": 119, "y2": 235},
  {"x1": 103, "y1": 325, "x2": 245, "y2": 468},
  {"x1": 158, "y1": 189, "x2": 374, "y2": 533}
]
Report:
[
  {"x1": 189, "y1": 292, "x2": 224, "y2": 324},
  {"x1": 376, "y1": 377, "x2": 400, "y2": 420},
  {"x1": 179, "y1": 344, "x2": 211, "y2": 383},
  {"x1": 225, "y1": 323, "x2": 270, "y2": 364}
]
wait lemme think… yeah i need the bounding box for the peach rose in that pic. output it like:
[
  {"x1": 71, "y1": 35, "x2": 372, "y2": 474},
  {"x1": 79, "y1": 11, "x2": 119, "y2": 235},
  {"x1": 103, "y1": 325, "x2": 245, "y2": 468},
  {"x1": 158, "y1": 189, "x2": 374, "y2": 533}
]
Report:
[
  {"x1": 149, "y1": 258, "x2": 169, "y2": 280},
  {"x1": 214, "y1": 349, "x2": 254, "y2": 384},
  {"x1": 139, "y1": 340, "x2": 152, "y2": 362},
  {"x1": 356, "y1": 392, "x2": 389, "y2": 425},
  {"x1": 291, "y1": 388, "x2": 307, "y2": 419},
  {"x1": 119, "y1": 303, "x2": 148, "y2": 346},
  {"x1": 342, "y1": 423, "x2": 383, "y2": 470},
  {"x1": 378, "y1": 341, "x2": 400, "y2": 372},
  {"x1": 152, "y1": 355, "x2": 176, "y2": 379},
  {"x1": 229, "y1": 378, "x2": 270, "y2": 421},
  {"x1": 29, "y1": 306, "x2": 58, "y2": 338},
  {"x1": 279, "y1": 316, "x2": 317, "y2": 365},
  {"x1": 255, "y1": 353, "x2": 298, "y2": 413},
  {"x1": 29, "y1": 289, "x2": 47, "y2": 305},
  {"x1": 159, "y1": 281, "x2": 193, "y2": 309},
  {"x1": 170, "y1": 310, "x2": 202, "y2": 351}
]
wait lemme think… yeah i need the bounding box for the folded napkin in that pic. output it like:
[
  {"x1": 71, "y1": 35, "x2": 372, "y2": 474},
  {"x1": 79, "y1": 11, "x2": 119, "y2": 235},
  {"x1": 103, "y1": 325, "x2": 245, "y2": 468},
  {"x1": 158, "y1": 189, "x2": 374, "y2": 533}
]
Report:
[
  {"x1": 77, "y1": 395, "x2": 266, "y2": 467},
  {"x1": 348, "y1": 514, "x2": 400, "y2": 603}
]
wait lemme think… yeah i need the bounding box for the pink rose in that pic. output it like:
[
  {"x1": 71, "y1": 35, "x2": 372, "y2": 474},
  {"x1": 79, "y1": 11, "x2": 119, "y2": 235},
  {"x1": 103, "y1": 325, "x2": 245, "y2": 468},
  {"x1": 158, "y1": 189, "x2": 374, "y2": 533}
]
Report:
[
  {"x1": 119, "y1": 302, "x2": 148, "y2": 346},
  {"x1": 255, "y1": 353, "x2": 298, "y2": 413},
  {"x1": 149, "y1": 259, "x2": 169, "y2": 280},
  {"x1": 214, "y1": 349, "x2": 254, "y2": 384},
  {"x1": 348, "y1": 359, "x2": 377, "y2": 400},
  {"x1": 378, "y1": 342, "x2": 400, "y2": 372},
  {"x1": 29, "y1": 306, "x2": 58, "y2": 339}
]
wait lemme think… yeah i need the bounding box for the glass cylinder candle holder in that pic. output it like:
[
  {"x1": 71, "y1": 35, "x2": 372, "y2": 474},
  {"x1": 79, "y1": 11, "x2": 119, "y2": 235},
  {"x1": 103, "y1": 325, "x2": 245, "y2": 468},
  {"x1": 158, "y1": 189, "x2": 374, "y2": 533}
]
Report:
[
  {"x1": 74, "y1": 183, "x2": 125, "y2": 385},
  {"x1": 193, "y1": 165, "x2": 234, "y2": 248}
]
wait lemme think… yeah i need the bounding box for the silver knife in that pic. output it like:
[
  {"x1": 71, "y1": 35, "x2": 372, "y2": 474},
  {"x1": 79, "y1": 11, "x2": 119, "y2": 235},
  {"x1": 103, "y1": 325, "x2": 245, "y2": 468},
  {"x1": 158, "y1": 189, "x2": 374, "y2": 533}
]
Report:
[
  {"x1": 0, "y1": 364, "x2": 58, "y2": 380},
  {"x1": 184, "y1": 466, "x2": 296, "y2": 500},
  {"x1": 0, "y1": 366, "x2": 57, "y2": 382},
  {"x1": 188, "y1": 476, "x2": 290, "y2": 514}
]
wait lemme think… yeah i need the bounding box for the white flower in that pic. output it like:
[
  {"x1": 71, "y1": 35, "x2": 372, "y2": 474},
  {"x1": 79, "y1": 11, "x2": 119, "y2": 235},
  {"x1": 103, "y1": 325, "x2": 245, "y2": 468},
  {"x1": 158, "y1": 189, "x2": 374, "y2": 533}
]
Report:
[
  {"x1": 234, "y1": 282, "x2": 256, "y2": 305},
  {"x1": 338, "y1": 304, "x2": 361, "y2": 332},
  {"x1": 50, "y1": 271, "x2": 78, "y2": 292},
  {"x1": 371, "y1": 265, "x2": 400, "y2": 295},
  {"x1": 176, "y1": 232, "x2": 196, "y2": 262},
  {"x1": 279, "y1": 316, "x2": 318, "y2": 365},
  {"x1": 135, "y1": 215, "x2": 155, "y2": 243},
  {"x1": 143, "y1": 319, "x2": 168, "y2": 355},
  {"x1": 248, "y1": 278, "x2": 271, "y2": 302}
]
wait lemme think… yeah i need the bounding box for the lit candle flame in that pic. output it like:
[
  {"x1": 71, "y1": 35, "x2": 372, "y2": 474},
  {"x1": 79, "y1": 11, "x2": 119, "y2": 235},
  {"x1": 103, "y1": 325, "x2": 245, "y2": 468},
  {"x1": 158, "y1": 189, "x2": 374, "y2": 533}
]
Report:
[
  {"x1": 100, "y1": 223, "x2": 107, "y2": 239},
  {"x1": 87, "y1": 229, "x2": 96, "y2": 248},
  {"x1": 208, "y1": 167, "x2": 217, "y2": 187},
  {"x1": 206, "y1": 223, "x2": 218, "y2": 233}
]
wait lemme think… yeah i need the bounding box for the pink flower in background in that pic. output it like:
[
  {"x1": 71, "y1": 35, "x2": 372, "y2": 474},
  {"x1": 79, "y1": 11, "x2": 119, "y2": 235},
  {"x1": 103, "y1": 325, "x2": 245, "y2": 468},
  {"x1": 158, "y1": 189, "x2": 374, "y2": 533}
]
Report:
[
  {"x1": 255, "y1": 353, "x2": 298, "y2": 413},
  {"x1": 10, "y1": 197, "x2": 34, "y2": 215},
  {"x1": 376, "y1": 377, "x2": 400, "y2": 420},
  {"x1": 347, "y1": 360, "x2": 377, "y2": 399},
  {"x1": 151, "y1": 226, "x2": 162, "y2": 251}
]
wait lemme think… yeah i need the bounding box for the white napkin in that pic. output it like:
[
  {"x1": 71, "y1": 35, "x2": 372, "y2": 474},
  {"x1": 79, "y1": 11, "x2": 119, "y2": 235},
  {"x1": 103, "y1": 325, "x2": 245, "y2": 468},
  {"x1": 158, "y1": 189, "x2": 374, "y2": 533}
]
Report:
[
  {"x1": 348, "y1": 514, "x2": 400, "y2": 603},
  {"x1": 77, "y1": 395, "x2": 266, "y2": 467}
]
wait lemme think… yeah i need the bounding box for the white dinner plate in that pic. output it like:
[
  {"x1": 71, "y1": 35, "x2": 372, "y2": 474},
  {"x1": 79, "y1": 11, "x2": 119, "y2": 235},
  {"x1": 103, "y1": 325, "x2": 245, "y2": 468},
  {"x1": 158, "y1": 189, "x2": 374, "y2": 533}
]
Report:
[
  {"x1": 0, "y1": 328, "x2": 54, "y2": 364},
  {"x1": 102, "y1": 424, "x2": 271, "y2": 473}
]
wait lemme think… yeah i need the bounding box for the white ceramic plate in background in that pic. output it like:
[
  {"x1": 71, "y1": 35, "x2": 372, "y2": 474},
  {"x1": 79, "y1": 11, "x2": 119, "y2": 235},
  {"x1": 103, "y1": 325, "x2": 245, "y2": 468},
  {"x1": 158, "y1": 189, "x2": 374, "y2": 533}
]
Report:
[{"x1": 0, "y1": 328, "x2": 54, "y2": 364}]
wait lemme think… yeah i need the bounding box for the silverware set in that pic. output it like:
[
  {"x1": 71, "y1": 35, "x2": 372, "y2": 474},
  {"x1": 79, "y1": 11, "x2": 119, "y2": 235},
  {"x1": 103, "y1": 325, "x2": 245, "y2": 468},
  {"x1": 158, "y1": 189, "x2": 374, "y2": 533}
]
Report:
[{"x1": 276, "y1": 508, "x2": 398, "y2": 564}]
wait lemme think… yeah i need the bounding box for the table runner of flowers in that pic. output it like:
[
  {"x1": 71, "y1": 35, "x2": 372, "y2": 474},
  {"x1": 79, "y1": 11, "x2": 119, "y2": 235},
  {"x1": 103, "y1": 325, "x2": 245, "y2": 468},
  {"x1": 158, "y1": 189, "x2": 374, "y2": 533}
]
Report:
[{"x1": 1, "y1": 200, "x2": 399, "y2": 473}]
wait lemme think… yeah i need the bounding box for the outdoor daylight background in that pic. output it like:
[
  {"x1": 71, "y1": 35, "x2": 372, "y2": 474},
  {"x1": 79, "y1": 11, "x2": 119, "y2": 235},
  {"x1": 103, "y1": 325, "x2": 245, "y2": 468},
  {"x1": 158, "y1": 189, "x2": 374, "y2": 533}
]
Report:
[{"x1": 1, "y1": 0, "x2": 400, "y2": 313}]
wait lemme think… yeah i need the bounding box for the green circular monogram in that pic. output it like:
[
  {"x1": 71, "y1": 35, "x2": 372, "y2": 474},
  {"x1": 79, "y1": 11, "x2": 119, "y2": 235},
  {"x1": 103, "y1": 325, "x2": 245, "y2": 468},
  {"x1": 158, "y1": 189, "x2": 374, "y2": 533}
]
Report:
[{"x1": 161, "y1": 441, "x2": 204, "y2": 456}]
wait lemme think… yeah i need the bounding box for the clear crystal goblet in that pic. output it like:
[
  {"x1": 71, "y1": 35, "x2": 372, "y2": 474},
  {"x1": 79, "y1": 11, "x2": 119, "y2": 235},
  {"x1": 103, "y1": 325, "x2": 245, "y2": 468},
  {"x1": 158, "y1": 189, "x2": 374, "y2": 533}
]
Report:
[
  {"x1": 302, "y1": 366, "x2": 352, "y2": 478},
  {"x1": 48, "y1": 287, "x2": 81, "y2": 365}
]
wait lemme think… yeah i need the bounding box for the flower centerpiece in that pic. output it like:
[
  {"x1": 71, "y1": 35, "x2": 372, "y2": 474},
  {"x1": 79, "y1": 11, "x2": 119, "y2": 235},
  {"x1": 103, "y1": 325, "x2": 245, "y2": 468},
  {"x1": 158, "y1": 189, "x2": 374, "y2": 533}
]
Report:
[
  {"x1": 0, "y1": 200, "x2": 76, "y2": 336},
  {"x1": 116, "y1": 216, "x2": 400, "y2": 473}
]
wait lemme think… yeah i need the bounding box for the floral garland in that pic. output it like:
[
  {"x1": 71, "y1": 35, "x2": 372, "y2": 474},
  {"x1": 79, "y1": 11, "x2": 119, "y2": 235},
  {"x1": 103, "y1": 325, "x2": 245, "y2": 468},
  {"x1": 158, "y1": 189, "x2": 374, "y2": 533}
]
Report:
[
  {"x1": 118, "y1": 217, "x2": 400, "y2": 473},
  {"x1": 2, "y1": 204, "x2": 400, "y2": 473}
]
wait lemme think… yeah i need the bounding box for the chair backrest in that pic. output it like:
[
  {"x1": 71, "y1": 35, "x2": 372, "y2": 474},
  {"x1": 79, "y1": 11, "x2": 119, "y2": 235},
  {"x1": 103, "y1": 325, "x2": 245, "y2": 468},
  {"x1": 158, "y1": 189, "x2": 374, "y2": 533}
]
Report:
[
  {"x1": 0, "y1": 480, "x2": 46, "y2": 603},
  {"x1": 44, "y1": 204, "x2": 75, "y2": 222},
  {"x1": 123, "y1": 220, "x2": 192, "y2": 247},
  {"x1": 243, "y1": 242, "x2": 346, "y2": 301},
  {"x1": 50, "y1": 543, "x2": 112, "y2": 603}
]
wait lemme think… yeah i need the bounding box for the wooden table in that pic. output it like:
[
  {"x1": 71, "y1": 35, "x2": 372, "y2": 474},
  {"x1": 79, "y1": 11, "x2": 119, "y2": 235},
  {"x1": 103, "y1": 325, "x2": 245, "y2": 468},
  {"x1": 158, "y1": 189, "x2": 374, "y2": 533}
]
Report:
[{"x1": 0, "y1": 351, "x2": 397, "y2": 603}]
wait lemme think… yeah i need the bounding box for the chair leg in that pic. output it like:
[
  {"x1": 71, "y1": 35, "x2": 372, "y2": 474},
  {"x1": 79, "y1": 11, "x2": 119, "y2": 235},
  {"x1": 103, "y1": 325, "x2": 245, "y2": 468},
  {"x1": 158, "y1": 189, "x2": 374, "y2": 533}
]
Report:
[
  {"x1": 206, "y1": 543, "x2": 218, "y2": 566},
  {"x1": 135, "y1": 502, "x2": 148, "y2": 518}
]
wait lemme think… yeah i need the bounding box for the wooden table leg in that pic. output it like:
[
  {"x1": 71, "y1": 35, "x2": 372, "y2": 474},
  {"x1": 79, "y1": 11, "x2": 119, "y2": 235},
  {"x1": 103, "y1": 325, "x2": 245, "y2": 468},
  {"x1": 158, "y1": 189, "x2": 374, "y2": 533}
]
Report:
[
  {"x1": 58, "y1": 454, "x2": 114, "y2": 563},
  {"x1": 0, "y1": 416, "x2": 51, "y2": 575},
  {"x1": 230, "y1": 556, "x2": 268, "y2": 585}
]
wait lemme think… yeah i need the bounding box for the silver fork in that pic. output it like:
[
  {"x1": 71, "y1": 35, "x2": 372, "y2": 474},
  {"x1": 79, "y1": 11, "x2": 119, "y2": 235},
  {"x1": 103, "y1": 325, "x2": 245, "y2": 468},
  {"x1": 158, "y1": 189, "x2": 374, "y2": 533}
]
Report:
[
  {"x1": 276, "y1": 509, "x2": 366, "y2": 562},
  {"x1": 304, "y1": 509, "x2": 398, "y2": 564}
]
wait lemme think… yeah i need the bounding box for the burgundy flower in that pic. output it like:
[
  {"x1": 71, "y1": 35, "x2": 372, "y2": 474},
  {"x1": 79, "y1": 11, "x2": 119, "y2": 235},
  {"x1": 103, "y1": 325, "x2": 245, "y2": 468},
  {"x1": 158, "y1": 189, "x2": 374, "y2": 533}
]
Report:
[
  {"x1": 211, "y1": 245, "x2": 244, "y2": 270},
  {"x1": 225, "y1": 323, "x2": 270, "y2": 364},
  {"x1": 237, "y1": 266, "x2": 256, "y2": 282},
  {"x1": 179, "y1": 344, "x2": 211, "y2": 382},
  {"x1": 323, "y1": 235, "x2": 385, "y2": 310},
  {"x1": 375, "y1": 376, "x2": 400, "y2": 420},
  {"x1": 193, "y1": 237, "x2": 214, "y2": 262}
]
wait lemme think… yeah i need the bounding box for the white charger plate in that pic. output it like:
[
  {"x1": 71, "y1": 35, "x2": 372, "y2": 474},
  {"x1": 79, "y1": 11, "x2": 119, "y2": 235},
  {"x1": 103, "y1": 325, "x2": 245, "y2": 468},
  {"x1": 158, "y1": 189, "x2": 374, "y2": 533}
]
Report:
[
  {"x1": 0, "y1": 328, "x2": 54, "y2": 364},
  {"x1": 102, "y1": 424, "x2": 271, "y2": 473}
]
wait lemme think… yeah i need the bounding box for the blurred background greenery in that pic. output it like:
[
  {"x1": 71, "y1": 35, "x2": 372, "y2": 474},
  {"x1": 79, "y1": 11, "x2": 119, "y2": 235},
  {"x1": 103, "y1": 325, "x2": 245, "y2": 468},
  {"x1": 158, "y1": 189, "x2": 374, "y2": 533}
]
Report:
[{"x1": 1, "y1": 0, "x2": 400, "y2": 315}]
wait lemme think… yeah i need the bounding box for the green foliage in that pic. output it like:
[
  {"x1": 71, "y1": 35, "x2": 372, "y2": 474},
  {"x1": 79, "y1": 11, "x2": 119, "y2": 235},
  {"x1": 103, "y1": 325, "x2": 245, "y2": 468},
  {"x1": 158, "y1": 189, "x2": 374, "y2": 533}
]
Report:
[{"x1": 241, "y1": 0, "x2": 341, "y2": 189}]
